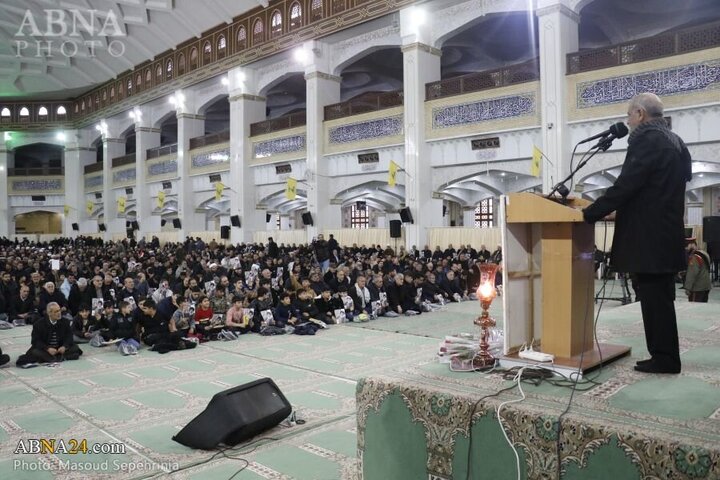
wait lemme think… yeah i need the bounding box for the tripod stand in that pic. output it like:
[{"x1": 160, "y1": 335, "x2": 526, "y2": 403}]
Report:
[{"x1": 595, "y1": 260, "x2": 633, "y2": 305}]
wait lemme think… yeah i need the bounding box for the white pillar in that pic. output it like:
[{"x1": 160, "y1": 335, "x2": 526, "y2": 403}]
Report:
[
  {"x1": 304, "y1": 41, "x2": 342, "y2": 241},
  {"x1": 280, "y1": 215, "x2": 291, "y2": 230},
  {"x1": 537, "y1": 1, "x2": 580, "y2": 192},
  {"x1": 401, "y1": 8, "x2": 443, "y2": 249},
  {"x1": 687, "y1": 202, "x2": 704, "y2": 226},
  {"x1": 64, "y1": 130, "x2": 95, "y2": 235},
  {"x1": 174, "y1": 90, "x2": 206, "y2": 240},
  {"x1": 376, "y1": 214, "x2": 387, "y2": 229},
  {"x1": 463, "y1": 208, "x2": 476, "y2": 228},
  {"x1": 228, "y1": 67, "x2": 267, "y2": 244},
  {"x1": 0, "y1": 145, "x2": 9, "y2": 237},
  {"x1": 134, "y1": 113, "x2": 161, "y2": 239},
  {"x1": 102, "y1": 132, "x2": 125, "y2": 241}
]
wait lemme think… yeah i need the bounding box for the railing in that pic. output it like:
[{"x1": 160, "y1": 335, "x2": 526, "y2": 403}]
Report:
[
  {"x1": 425, "y1": 59, "x2": 540, "y2": 101},
  {"x1": 189, "y1": 130, "x2": 230, "y2": 150},
  {"x1": 112, "y1": 153, "x2": 136, "y2": 167},
  {"x1": 567, "y1": 21, "x2": 720, "y2": 74},
  {"x1": 324, "y1": 90, "x2": 404, "y2": 121},
  {"x1": 8, "y1": 167, "x2": 64, "y2": 176},
  {"x1": 146, "y1": 143, "x2": 178, "y2": 159},
  {"x1": 250, "y1": 112, "x2": 306, "y2": 137},
  {"x1": 84, "y1": 162, "x2": 104, "y2": 174}
]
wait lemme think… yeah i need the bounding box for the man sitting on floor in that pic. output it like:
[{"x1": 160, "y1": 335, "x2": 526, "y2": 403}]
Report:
[{"x1": 16, "y1": 302, "x2": 83, "y2": 366}]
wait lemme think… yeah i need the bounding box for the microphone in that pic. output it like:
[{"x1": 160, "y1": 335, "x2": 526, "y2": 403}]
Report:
[{"x1": 578, "y1": 122, "x2": 629, "y2": 144}]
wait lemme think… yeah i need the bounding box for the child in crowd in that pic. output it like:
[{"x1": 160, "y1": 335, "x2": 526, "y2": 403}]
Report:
[
  {"x1": 71, "y1": 304, "x2": 99, "y2": 343},
  {"x1": 225, "y1": 295, "x2": 253, "y2": 334},
  {"x1": 111, "y1": 301, "x2": 140, "y2": 355},
  {"x1": 274, "y1": 292, "x2": 298, "y2": 328}
]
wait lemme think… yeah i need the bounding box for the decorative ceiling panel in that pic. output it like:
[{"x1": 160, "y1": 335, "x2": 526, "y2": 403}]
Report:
[{"x1": 0, "y1": 0, "x2": 257, "y2": 98}]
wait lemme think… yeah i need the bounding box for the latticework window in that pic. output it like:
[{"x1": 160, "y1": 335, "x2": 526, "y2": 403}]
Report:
[
  {"x1": 290, "y1": 2, "x2": 302, "y2": 30},
  {"x1": 253, "y1": 19, "x2": 264, "y2": 45},
  {"x1": 270, "y1": 11, "x2": 282, "y2": 38},
  {"x1": 217, "y1": 35, "x2": 226, "y2": 58},
  {"x1": 237, "y1": 26, "x2": 247, "y2": 50},
  {"x1": 202, "y1": 41, "x2": 212, "y2": 64},
  {"x1": 311, "y1": 0, "x2": 322, "y2": 21},
  {"x1": 351, "y1": 203, "x2": 369, "y2": 229},
  {"x1": 474, "y1": 198, "x2": 494, "y2": 228}
]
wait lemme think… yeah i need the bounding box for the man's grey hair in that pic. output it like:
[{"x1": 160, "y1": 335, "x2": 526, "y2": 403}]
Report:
[
  {"x1": 629, "y1": 92, "x2": 664, "y2": 118},
  {"x1": 46, "y1": 302, "x2": 60, "y2": 312}
]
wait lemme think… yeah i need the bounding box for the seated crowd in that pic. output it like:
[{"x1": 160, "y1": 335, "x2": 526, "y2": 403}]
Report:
[{"x1": 0, "y1": 235, "x2": 502, "y2": 367}]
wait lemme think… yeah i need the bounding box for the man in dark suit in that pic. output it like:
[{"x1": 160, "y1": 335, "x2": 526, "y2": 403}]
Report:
[{"x1": 583, "y1": 92, "x2": 691, "y2": 374}]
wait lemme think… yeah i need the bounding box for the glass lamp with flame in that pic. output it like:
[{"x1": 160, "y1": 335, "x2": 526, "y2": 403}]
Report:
[{"x1": 473, "y1": 263, "x2": 499, "y2": 368}]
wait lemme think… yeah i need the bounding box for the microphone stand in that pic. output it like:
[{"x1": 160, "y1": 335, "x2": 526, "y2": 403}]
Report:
[{"x1": 546, "y1": 135, "x2": 615, "y2": 201}]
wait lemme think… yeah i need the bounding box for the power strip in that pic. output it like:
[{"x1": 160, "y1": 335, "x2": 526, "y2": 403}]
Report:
[{"x1": 518, "y1": 350, "x2": 555, "y2": 362}]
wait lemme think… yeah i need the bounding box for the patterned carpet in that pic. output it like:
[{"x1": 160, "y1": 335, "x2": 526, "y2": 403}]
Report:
[{"x1": 0, "y1": 281, "x2": 718, "y2": 480}]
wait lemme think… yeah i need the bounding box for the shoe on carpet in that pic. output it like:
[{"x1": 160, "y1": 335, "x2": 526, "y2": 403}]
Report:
[
  {"x1": 0, "y1": 354, "x2": 10, "y2": 366},
  {"x1": 633, "y1": 362, "x2": 680, "y2": 374},
  {"x1": 635, "y1": 358, "x2": 653, "y2": 366}
]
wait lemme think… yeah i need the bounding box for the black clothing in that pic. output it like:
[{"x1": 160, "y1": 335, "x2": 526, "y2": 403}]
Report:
[
  {"x1": 38, "y1": 290, "x2": 68, "y2": 314},
  {"x1": 268, "y1": 240, "x2": 279, "y2": 258},
  {"x1": 71, "y1": 315, "x2": 101, "y2": 339},
  {"x1": 110, "y1": 313, "x2": 138, "y2": 340},
  {"x1": 583, "y1": 119, "x2": 691, "y2": 273},
  {"x1": 636, "y1": 273, "x2": 681, "y2": 372},
  {"x1": 31, "y1": 317, "x2": 75, "y2": 351},
  {"x1": 10, "y1": 294, "x2": 35, "y2": 319},
  {"x1": 583, "y1": 118, "x2": 691, "y2": 374}
]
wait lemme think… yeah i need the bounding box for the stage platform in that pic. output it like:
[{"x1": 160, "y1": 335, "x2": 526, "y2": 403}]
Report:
[{"x1": 0, "y1": 282, "x2": 717, "y2": 479}]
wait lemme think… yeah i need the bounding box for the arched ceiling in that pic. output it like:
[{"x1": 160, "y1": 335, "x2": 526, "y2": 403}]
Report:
[
  {"x1": 578, "y1": 0, "x2": 720, "y2": 49},
  {"x1": 0, "y1": 0, "x2": 259, "y2": 99},
  {"x1": 13, "y1": 142, "x2": 63, "y2": 167}
]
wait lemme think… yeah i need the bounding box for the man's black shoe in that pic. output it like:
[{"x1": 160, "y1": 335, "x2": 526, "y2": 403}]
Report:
[
  {"x1": 635, "y1": 358, "x2": 653, "y2": 366},
  {"x1": 0, "y1": 354, "x2": 10, "y2": 366},
  {"x1": 633, "y1": 362, "x2": 680, "y2": 374}
]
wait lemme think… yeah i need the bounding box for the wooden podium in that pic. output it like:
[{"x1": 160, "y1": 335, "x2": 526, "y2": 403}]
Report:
[{"x1": 499, "y1": 193, "x2": 630, "y2": 374}]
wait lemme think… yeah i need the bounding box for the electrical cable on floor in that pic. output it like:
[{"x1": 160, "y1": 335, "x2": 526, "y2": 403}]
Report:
[
  {"x1": 142, "y1": 436, "x2": 279, "y2": 479},
  {"x1": 497, "y1": 366, "x2": 529, "y2": 480},
  {"x1": 464, "y1": 383, "x2": 519, "y2": 480}
]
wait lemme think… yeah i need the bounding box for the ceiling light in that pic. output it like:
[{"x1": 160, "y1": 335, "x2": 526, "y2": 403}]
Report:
[
  {"x1": 129, "y1": 111, "x2": 135, "y2": 119},
  {"x1": 169, "y1": 96, "x2": 176, "y2": 105},
  {"x1": 56, "y1": 132, "x2": 66, "y2": 142},
  {"x1": 3, "y1": 132, "x2": 11, "y2": 141},
  {"x1": 410, "y1": 7, "x2": 426, "y2": 27},
  {"x1": 221, "y1": 77, "x2": 229, "y2": 86},
  {"x1": 293, "y1": 47, "x2": 309, "y2": 65},
  {"x1": 698, "y1": 173, "x2": 704, "y2": 177}
]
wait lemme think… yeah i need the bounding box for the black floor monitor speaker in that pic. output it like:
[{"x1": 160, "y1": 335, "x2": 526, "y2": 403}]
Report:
[
  {"x1": 173, "y1": 218, "x2": 181, "y2": 229},
  {"x1": 173, "y1": 378, "x2": 292, "y2": 450},
  {"x1": 703, "y1": 216, "x2": 720, "y2": 242},
  {"x1": 230, "y1": 215, "x2": 241, "y2": 227},
  {"x1": 389, "y1": 220, "x2": 402, "y2": 238},
  {"x1": 72, "y1": 223, "x2": 79, "y2": 231},
  {"x1": 399, "y1": 207, "x2": 413, "y2": 224},
  {"x1": 99, "y1": 223, "x2": 106, "y2": 232},
  {"x1": 301, "y1": 212, "x2": 313, "y2": 226},
  {"x1": 221, "y1": 225, "x2": 230, "y2": 239}
]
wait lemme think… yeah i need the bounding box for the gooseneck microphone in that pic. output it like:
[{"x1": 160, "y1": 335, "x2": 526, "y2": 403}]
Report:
[
  {"x1": 546, "y1": 122, "x2": 629, "y2": 200},
  {"x1": 578, "y1": 122, "x2": 629, "y2": 145}
]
